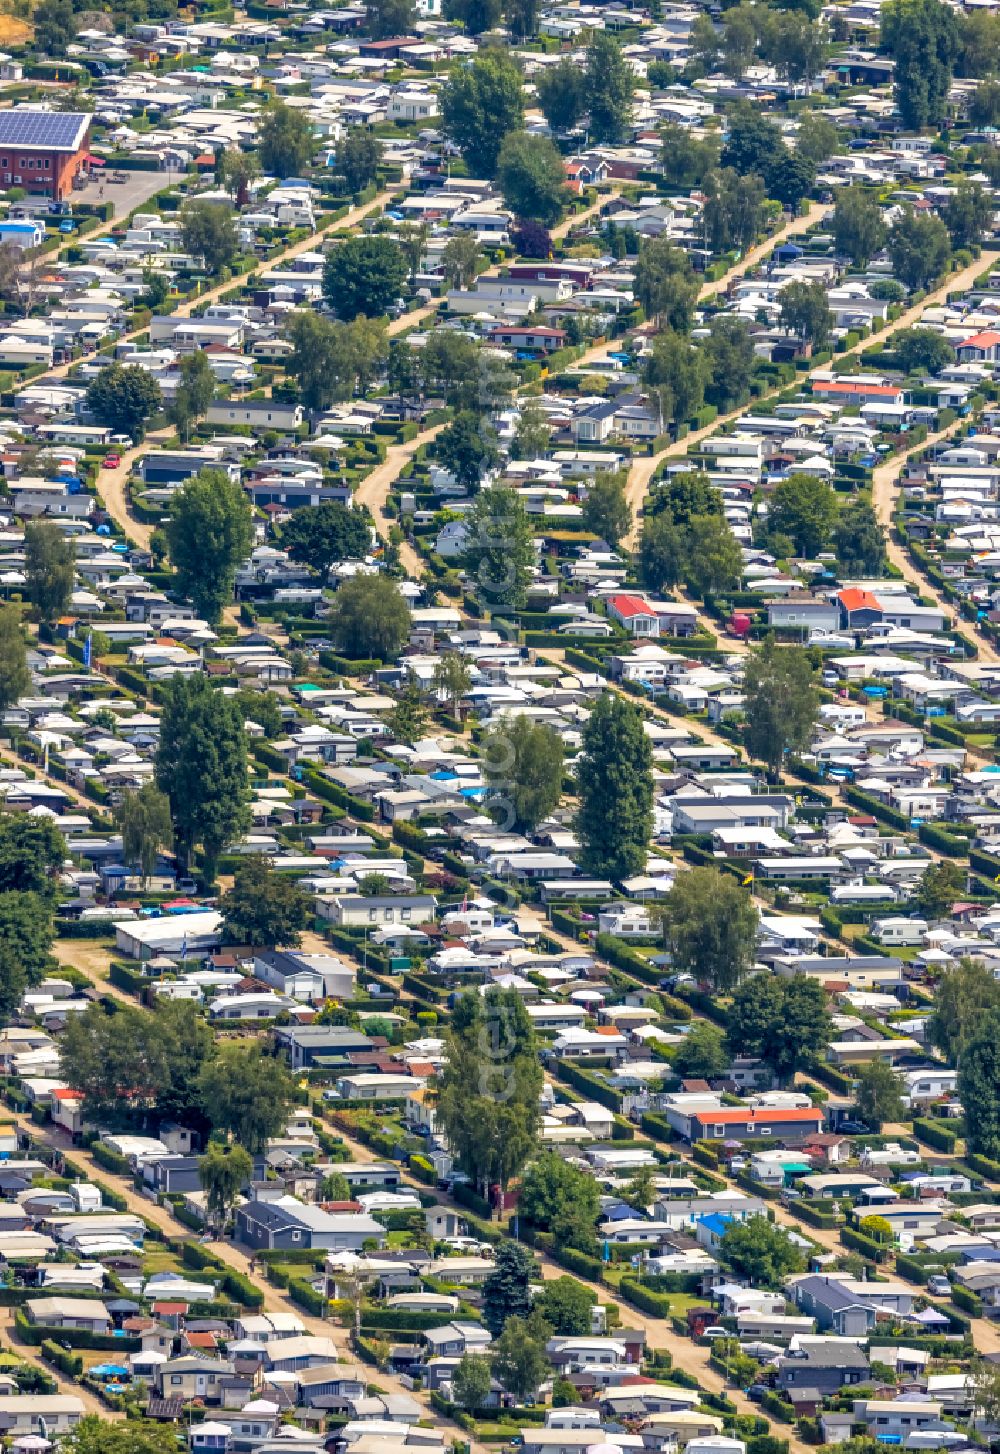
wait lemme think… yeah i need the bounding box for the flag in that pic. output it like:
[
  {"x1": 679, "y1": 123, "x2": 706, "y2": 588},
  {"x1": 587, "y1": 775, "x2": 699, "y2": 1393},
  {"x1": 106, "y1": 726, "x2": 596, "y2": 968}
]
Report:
[{"x1": 82, "y1": 633, "x2": 92, "y2": 669}]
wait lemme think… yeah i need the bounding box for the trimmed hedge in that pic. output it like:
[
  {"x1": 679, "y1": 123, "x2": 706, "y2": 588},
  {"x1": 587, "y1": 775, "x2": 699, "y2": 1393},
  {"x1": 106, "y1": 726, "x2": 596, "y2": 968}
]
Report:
[
  {"x1": 840, "y1": 1224, "x2": 890, "y2": 1263},
  {"x1": 951, "y1": 1283, "x2": 982, "y2": 1316},
  {"x1": 41, "y1": 1340, "x2": 83, "y2": 1378},
  {"x1": 913, "y1": 1118, "x2": 958, "y2": 1153},
  {"x1": 618, "y1": 1278, "x2": 675, "y2": 1317}
]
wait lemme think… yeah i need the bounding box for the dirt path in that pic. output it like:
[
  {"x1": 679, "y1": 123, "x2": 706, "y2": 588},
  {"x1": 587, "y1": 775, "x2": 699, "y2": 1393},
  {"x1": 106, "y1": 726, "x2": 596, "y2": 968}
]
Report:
[
  {"x1": 871, "y1": 419, "x2": 1000, "y2": 665},
  {"x1": 354, "y1": 422, "x2": 446, "y2": 577},
  {"x1": 0, "y1": 1305, "x2": 117, "y2": 1416}
]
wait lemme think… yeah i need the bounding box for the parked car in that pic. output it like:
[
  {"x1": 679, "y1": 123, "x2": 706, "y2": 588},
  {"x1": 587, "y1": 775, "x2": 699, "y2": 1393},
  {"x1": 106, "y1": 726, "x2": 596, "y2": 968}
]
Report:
[
  {"x1": 102, "y1": 454, "x2": 121, "y2": 469},
  {"x1": 927, "y1": 1276, "x2": 952, "y2": 1296}
]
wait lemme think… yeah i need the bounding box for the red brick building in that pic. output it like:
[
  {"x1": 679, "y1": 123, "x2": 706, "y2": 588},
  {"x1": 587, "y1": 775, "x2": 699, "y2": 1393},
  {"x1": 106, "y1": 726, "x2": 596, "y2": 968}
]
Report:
[{"x1": 0, "y1": 110, "x2": 91, "y2": 200}]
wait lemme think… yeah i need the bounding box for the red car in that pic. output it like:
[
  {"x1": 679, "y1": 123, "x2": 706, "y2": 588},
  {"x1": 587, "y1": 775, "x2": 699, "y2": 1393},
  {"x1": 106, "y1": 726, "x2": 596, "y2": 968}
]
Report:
[{"x1": 102, "y1": 453, "x2": 121, "y2": 469}]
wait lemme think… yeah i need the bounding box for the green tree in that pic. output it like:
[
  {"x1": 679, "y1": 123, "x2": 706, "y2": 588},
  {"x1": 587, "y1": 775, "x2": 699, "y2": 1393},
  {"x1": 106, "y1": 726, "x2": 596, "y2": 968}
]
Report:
[
  {"x1": 685, "y1": 513, "x2": 742, "y2": 597},
  {"x1": 221, "y1": 855, "x2": 311, "y2": 948},
  {"x1": 941, "y1": 181, "x2": 995, "y2": 250},
  {"x1": 766, "y1": 148, "x2": 816, "y2": 209},
  {"x1": 441, "y1": 51, "x2": 525, "y2": 177},
  {"x1": 585, "y1": 32, "x2": 635, "y2": 144},
  {"x1": 217, "y1": 148, "x2": 258, "y2": 205},
  {"x1": 504, "y1": 0, "x2": 537, "y2": 41},
  {"x1": 483, "y1": 716, "x2": 564, "y2": 834},
  {"x1": 673, "y1": 1021, "x2": 731, "y2": 1079},
  {"x1": 285, "y1": 311, "x2": 388, "y2": 410},
  {"x1": 969, "y1": 78, "x2": 1000, "y2": 126},
  {"x1": 958, "y1": 1009, "x2": 1000, "y2": 1158},
  {"x1": 328, "y1": 573, "x2": 411, "y2": 660},
  {"x1": 0, "y1": 892, "x2": 53, "y2": 1017},
  {"x1": 767, "y1": 473, "x2": 839, "y2": 556},
  {"x1": 281, "y1": 500, "x2": 372, "y2": 582},
  {"x1": 323, "y1": 235, "x2": 409, "y2": 319},
  {"x1": 928, "y1": 957, "x2": 1000, "y2": 1063},
  {"x1": 634, "y1": 235, "x2": 699, "y2": 330},
  {"x1": 832, "y1": 185, "x2": 887, "y2": 268},
  {"x1": 727, "y1": 973, "x2": 830, "y2": 1084},
  {"x1": 648, "y1": 470, "x2": 722, "y2": 526},
  {"x1": 888, "y1": 208, "x2": 951, "y2": 291},
  {"x1": 115, "y1": 783, "x2": 173, "y2": 887},
  {"x1": 854, "y1": 1060, "x2": 906, "y2": 1130},
  {"x1": 24, "y1": 520, "x2": 74, "y2": 624},
  {"x1": 796, "y1": 112, "x2": 840, "y2": 164},
  {"x1": 720, "y1": 103, "x2": 781, "y2": 176},
  {"x1": 519, "y1": 1150, "x2": 600, "y2": 1251},
  {"x1": 492, "y1": 1316, "x2": 550, "y2": 1400},
  {"x1": 536, "y1": 1277, "x2": 596, "y2": 1336},
  {"x1": 638, "y1": 512, "x2": 684, "y2": 593},
  {"x1": 513, "y1": 398, "x2": 552, "y2": 459},
  {"x1": 0, "y1": 604, "x2": 28, "y2": 714},
  {"x1": 536, "y1": 57, "x2": 587, "y2": 133},
  {"x1": 915, "y1": 859, "x2": 965, "y2": 918},
  {"x1": 199, "y1": 1143, "x2": 252, "y2": 1234},
  {"x1": 582, "y1": 469, "x2": 631, "y2": 547},
  {"x1": 659, "y1": 123, "x2": 720, "y2": 188},
  {"x1": 233, "y1": 689, "x2": 283, "y2": 737},
  {"x1": 61, "y1": 1416, "x2": 189, "y2": 1454},
  {"x1": 436, "y1": 989, "x2": 543, "y2": 1195},
  {"x1": 462, "y1": 484, "x2": 537, "y2": 609},
  {"x1": 656, "y1": 867, "x2": 759, "y2": 993},
  {"x1": 179, "y1": 200, "x2": 239, "y2": 273},
  {"x1": 452, "y1": 1353, "x2": 492, "y2": 1410},
  {"x1": 86, "y1": 362, "x2": 162, "y2": 440},
  {"x1": 577, "y1": 692, "x2": 653, "y2": 880},
  {"x1": 881, "y1": 0, "x2": 959, "y2": 130},
  {"x1": 339, "y1": 128, "x2": 382, "y2": 191},
  {"x1": 0, "y1": 817, "x2": 64, "y2": 900},
  {"x1": 779, "y1": 279, "x2": 833, "y2": 347},
  {"x1": 703, "y1": 315, "x2": 756, "y2": 411},
  {"x1": 155, "y1": 674, "x2": 250, "y2": 879},
  {"x1": 891, "y1": 328, "x2": 954, "y2": 377},
  {"x1": 438, "y1": 410, "x2": 501, "y2": 490},
  {"x1": 643, "y1": 330, "x2": 709, "y2": 433},
  {"x1": 623, "y1": 1164, "x2": 658, "y2": 1211},
  {"x1": 197, "y1": 1041, "x2": 295, "y2": 1152},
  {"x1": 387, "y1": 675, "x2": 428, "y2": 744},
  {"x1": 364, "y1": 0, "x2": 415, "y2": 35},
  {"x1": 62, "y1": 1000, "x2": 213, "y2": 1125},
  {"x1": 744, "y1": 640, "x2": 818, "y2": 774},
  {"x1": 759, "y1": 8, "x2": 828, "y2": 82},
  {"x1": 718, "y1": 1216, "x2": 806, "y2": 1287},
  {"x1": 441, "y1": 232, "x2": 481, "y2": 289},
  {"x1": 33, "y1": 0, "x2": 75, "y2": 54},
  {"x1": 833, "y1": 498, "x2": 886, "y2": 576},
  {"x1": 433, "y1": 651, "x2": 473, "y2": 714},
  {"x1": 259, "y1": 101, "x2": 314, "y2": 178},
  {"x1": 497, "y1": 130, "x2": 568, "y2": 227},
  {"x1": 448, "y1": 0, "x2": 502, "y2": 34},
  {"x1": 321, "y1": 1170, "x2": 352, "y2": 1201},
  {"x1": 703, "y1": 167, "x2": 767, "y2": 254},
  {"x1": 168, "y1": 350, "x2": 215, "y2": 441},
  {"x1": 167, "y1": 467, "x2": 253, "y2": 624}
]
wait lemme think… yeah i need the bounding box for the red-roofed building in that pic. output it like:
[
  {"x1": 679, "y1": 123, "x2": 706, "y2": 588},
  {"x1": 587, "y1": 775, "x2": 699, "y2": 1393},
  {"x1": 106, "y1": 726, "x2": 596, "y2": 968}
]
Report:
[
  {"x1": 606, "y1": 593, "x2": 659, "y2": 637},
  {"x1": 685, "y1": 1105, "x2": 824, "y2": 1143},
  {"x1": 838, "y1": 587, "x2": 884, "y2": 627},
  {"x1": 813, "y1": 379, "x2": 903, "y2": 403},
  {"x1": 957, "y1": 329, "x2": 1000, "y2": 363}
]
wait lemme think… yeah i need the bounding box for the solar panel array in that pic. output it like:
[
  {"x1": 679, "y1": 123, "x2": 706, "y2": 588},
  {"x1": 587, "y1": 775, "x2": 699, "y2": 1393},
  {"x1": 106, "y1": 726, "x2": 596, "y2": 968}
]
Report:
[{"x1": 0, "y1": 112, "x2": 89, "y2": 150}]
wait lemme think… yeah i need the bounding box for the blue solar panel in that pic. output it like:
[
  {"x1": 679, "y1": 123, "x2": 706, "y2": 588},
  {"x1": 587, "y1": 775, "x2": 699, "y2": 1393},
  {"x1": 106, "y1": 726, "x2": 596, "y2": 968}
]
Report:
[{"x1": 0, "y1": 111, "x2": 89, "y2": 151}]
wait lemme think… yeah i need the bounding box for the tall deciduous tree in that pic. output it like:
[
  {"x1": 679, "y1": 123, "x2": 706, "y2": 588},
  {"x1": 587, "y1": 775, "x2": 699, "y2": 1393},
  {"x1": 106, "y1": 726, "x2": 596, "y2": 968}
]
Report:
[
  {"x1": 441, "y1": 51, "x2": 524, "y2": 177},
  {"x1": 221, "y1": 855, "x2": 311, "y2": 948},
  {"x1": 452, "y1": 1353, "x2": 492, "y2": 1410},
  {"x1": 62, "y1": 1000, "x2": 213, "y2": 1125},
  {"x1": 86, "y1": 362, "x2": 162, "y2": 440},
  {"x1": 24, "y1": 520, "x2": 74, "y2": 623},
  {"x1": 833, "y1": 498, "x2": 886, "y2": 576},
  {"x1": 655, "y1": 867, "x2": 759, "y2": 993},
  {"x1": 832, "y1": 185, "x2": 887, "y2": 267},
  {"x1": 115, "y1": 783, "x2": 173, "y2": 887},
  {"x1": 259, "y1": 101, "x2": 315, "y2": 177},
  {"x1": 199, "y1": 1143, "x2": 252, "y2": 1234},
  {"x1": 482, "y1": 715, "x2": 564, "y2": 833},
  {"x1": 727, "y1": 973, "x2": 830, "y2": 1084},
  {"x1": 633, "y1": 236, "x2": 699, "y2": 330},
  {"x1": 518, "y1": 1150, "x2": 600, "y2": 1251},
  {"x1": 767, "y1": 473, "x2": 839, "y2": 556},
  {"x1": 854, "y1": 1060, "x2": 906, "y2": 1129},
  {"x1": 582, "y1": 469, "x2": 631, "y2": 546},
  {"x1": 180, "y1": 200, "x2": 240, "y2": 273},
  {"x1": 743, "y1": 640, "x2": 818, "y2": 775},
  {"x1": 197, "y1": 1040, "x2": 295, "y2": 1152},
  {"x1": 436, "y1": 988, "x2": 543, "y2": 1193},
  {"x1": 328, "y1": 574, "x2": 411, "y2": 660},
  {"x1": 338, "y1": 129, "x2": 382, "y2": 192},
  {"x1": 285, "y1": 312, "x2": 388, "y2": 410},
  {"x1": 585, "y1": 33, "x2": 635, "y2": 143},
  {"x1": 685, "y1": 513, "x2": 742, "y2": 597},
  {"x1": 323, "y1": 235, "x2": 409, "y2": 319},
  {"x1": 928, "y1": 957, "x2": 1000, "y2": 1063},
  {"x1": 0, "y1": 605, "x2": 29, "y2": 714},
  {"x1": 881, "y1": 0, "x2": 959, "y2": 129},
  {"x1": 168, "y1": 350, "x2": 215, "y2": 442},
  {"x1": 577, "y1": 692, "x2": 653, "y2": 880},
  {"x1": 438, "y1": 410, "x2": 501, "y2": 490},
  {"x1": 718, "y1": 1216, "x2": 805, "y2": 1287},
  {"x1": 462, "y1": 484, "x2": 537, "y2": 609},
  {"x1": 779, "y1": 279, "x2": 833, "y2": 346},
  {"x1": 155, "y1": 674, "x2": 250, "y2": 880},
  {"x1": 888, "y1": 208, "x2": 951, "y2": 291},
  {"x1": 958, "y1": 1009, "x2": 1000, "y2": 1158},
  {"x1": 166, "y1": 467, "x2": 254, "y2": 624},
  {"x1": 281, "y1": 500, "x2": 372, "y2": 582},
  {"x1": 536, "y1": 57, "x2": 587, "y2": 133},
  {"x1": 496, "y1": 130, "x2": 569, "y2": 227}
]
